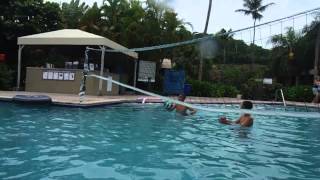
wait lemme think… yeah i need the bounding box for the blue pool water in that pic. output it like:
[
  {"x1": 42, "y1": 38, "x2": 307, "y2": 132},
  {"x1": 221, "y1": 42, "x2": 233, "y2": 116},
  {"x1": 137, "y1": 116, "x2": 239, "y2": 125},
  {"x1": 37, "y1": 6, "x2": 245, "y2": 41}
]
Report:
[{"x1": 0, "y1": 102, "x2": 320, "y2": 179}]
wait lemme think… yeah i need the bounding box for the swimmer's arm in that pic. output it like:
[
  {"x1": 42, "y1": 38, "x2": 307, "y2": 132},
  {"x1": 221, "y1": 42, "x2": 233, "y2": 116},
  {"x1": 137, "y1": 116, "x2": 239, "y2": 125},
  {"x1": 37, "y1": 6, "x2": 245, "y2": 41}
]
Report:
[
  {"x1": 167, "y1": 104, "x2": 176, "y2": 111},
  {"x1": 234, "y1": 118, "x2": 241, "y2": 124},
  {"x1": 188, "y1": 107, "x2": 197, "y2": 115},
  {"x1": 219, "y1": 117, "x2": 233, "y2": 125}
]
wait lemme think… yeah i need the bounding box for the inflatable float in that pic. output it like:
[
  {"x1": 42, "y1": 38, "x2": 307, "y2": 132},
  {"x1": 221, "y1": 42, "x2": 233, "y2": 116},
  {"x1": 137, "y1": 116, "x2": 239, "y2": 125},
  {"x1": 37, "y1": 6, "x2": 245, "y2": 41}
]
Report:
[{"x1": 12, "y1": 95, "x2": 52, "y2": 105}]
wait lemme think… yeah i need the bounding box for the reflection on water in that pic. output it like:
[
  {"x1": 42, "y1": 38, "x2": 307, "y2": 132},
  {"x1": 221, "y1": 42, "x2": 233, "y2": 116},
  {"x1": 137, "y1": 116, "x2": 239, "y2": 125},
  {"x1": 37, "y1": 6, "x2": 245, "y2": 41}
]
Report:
[
  {"x1": 0, "y1": 102, "x2": 320, "y2": 179},
  {"x1": 230, "y1": 126, "x2": 252, "y2": 139}
]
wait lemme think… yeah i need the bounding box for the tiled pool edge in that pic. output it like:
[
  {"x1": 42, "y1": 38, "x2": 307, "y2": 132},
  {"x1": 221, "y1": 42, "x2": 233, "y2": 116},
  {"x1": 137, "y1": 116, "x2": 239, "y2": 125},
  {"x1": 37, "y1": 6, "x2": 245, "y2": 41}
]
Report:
[
  {"x1": 0, "y1": 91, "x2": 319, "y2": 109},
  {"x1": 1, "y1": 98, "x2": 319, "y2": 109},
  {"x1": 52, "y1": 100, "x2": 135, "y2": 108}
]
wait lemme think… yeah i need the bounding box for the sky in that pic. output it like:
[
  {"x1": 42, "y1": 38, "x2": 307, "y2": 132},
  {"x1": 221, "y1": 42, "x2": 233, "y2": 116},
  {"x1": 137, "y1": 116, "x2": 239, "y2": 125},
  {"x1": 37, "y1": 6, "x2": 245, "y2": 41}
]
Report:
[{"x1": 48, "y1": 0, "x2": 320, "y2": 47}]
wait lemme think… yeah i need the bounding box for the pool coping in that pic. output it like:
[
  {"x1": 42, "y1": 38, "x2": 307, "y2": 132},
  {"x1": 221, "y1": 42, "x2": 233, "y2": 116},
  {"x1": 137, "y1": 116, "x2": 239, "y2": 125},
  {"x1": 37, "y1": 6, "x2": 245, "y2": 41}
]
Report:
[
  {"x1": 0, "y1": 91, "x2": 319, "y2": 109},
  {"x1": 0, "y1": 96, "x2": 135, "y2": 108}
]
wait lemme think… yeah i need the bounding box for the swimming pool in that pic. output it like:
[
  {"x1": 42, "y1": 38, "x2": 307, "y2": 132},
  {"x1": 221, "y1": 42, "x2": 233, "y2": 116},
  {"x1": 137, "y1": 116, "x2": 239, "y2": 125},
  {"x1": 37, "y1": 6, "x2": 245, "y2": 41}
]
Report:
[{"x1": 1, "y1": 102, "x2": 320, "y2": 179}]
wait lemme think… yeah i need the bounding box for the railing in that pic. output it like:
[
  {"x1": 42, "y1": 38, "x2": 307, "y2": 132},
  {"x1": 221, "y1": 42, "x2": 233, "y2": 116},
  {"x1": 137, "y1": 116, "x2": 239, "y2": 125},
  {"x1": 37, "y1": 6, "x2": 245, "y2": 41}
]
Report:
[
  {"x1": 280, "y1": 89, "x2": 287, "y2": 107},
  {"x1": 275, "y1": 89, "x2": 287, "y2": 107}
]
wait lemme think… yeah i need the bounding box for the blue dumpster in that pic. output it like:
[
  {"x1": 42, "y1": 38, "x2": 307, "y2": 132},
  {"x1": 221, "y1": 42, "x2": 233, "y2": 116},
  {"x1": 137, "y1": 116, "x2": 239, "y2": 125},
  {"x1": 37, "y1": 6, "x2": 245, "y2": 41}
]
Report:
[
  {"x1": 163, "y1": 70, "x2": 185, "y2": 95},
  {"x1": 184, "y1": 84, "x2": 192, "y2": 95}
]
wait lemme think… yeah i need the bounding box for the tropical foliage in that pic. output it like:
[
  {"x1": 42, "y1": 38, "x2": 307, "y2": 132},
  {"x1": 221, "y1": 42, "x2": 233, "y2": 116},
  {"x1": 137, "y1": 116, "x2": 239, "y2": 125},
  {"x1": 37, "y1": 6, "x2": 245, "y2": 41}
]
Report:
[
  {"x1": 0, "y1": 0, "x2": 319, "y2": 103},
  {"x1": 235, "y1": 0, "x2": 274, "y2": 44},
  {"x1": 284, "y1": 85, "x2": 314, "y2": 102}
]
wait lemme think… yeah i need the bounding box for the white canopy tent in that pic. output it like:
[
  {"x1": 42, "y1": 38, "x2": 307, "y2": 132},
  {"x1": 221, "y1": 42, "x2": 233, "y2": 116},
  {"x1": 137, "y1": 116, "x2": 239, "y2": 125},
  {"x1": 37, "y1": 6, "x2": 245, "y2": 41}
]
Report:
[{"x1": 17, "y1": 29, "x2": 138, "y2": 94}]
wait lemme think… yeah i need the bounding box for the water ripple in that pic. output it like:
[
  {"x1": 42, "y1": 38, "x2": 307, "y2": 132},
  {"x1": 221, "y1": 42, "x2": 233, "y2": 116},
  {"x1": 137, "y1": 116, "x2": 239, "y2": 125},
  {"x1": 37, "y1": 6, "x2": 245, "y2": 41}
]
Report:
[{"x1": 0, "y1": 102, "x2": 320, "y2": 179}]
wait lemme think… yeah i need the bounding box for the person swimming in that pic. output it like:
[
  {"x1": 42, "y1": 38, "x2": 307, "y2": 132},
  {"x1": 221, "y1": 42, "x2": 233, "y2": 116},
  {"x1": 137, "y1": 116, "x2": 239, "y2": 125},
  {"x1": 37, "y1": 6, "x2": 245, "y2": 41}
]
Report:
[
  {"x1": 219, "y1": 113, "x2": 253, "y2": 127},
  {"x1": 165, "y1": 94, "x2": 197, "y2": 116},
  {"x1": 219, "y1": 101, "x2": 254, "y2": 127},
  {"x1": 312, "y1": 76, "x2": 320, "y2": 103}
]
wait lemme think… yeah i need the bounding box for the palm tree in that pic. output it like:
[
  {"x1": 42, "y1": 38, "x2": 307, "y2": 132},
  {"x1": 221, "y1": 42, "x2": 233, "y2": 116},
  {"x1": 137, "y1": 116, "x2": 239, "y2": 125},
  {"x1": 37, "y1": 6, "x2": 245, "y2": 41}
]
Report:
[
  {"x1": 79, "y1": 2, "x2": 102, "y2": 35},
  {"x1": 270, "y1": 27, "x2": 302, "y2": 85},
  {"x1": 216, "y1": 29, "x2": 233, "y2": 63},
  {"x1": 270, "y1": 27, "x2": 300, "y2": 49},
  {"x1": 61, "y1": 0, "x2": 89, "y2": 28},
  {"x1": 198, "y1": 0, "x2": 213, "y2": 80},
  {"x1": 204, "y1": 0, "x2": 213, "y2": 34},
  {"x1": 235, "y1": 0, "x2": 274, "y2": 44}
]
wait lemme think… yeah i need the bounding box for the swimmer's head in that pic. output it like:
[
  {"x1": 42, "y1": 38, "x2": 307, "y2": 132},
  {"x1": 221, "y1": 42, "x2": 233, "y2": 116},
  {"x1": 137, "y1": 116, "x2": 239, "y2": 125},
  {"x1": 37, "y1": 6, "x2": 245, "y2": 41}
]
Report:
[
  {"x1": 243, "y1": 113, "x2": 251, "y2": 117},
  {"x1": 240, "y1": 101, "x2": 253, "y2": 110},
  {"x1": 178, "y1": 94, "x2": 186, "y2": 101}
]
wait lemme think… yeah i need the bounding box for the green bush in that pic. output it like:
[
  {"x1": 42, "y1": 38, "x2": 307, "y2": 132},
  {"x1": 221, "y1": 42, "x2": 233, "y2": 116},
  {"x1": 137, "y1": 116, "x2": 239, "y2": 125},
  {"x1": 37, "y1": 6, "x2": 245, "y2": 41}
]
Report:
[
  {"x1": 0, "y1": 63, "x2": 13, "y2": 90},
  {"x1": 188, "y1": 79, "x2": 239, "y2": 97},
  {"x1": 241, "y1": 78, "x2": 282, "y2": 100},
  {"x1": 283, "y1": 85, "x2": 314, "y2": 102},
  {"x1": 209, "y1": 64, "x2": 268, "y2": 88}
]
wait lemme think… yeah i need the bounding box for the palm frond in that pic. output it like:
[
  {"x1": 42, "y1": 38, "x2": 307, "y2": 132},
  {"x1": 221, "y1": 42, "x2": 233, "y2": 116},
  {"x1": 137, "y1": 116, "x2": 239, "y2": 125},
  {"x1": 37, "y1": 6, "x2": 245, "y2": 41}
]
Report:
[
  {"x1": 258, "y1": 2, "x2": 275, "y2": 12},
  {"x1": 270, "y1": 34, "x2": 287, "y2": 47},
  {"x1": 183, "y1": 21, "x2": 193, "y2": 31},
  {"x1": 235, "y1": 9, "x2": 252, "y2": 15},
  {"x1": 252, "y1": 11, "x2": 263, "y2": 20},
  {"x1": 242, "y1": 0, "x2": 252, "y2": 9},
  {"x1": 251, "y1": 0, "x2": 263, "y2": 10}
]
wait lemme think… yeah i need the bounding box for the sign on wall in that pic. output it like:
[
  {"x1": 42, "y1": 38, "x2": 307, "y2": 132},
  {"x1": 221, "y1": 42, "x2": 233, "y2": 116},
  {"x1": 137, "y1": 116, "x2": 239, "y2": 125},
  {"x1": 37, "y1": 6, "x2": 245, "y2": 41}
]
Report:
[
  {"x1": 138, "y1": 60, "x2": 156, "y2": 82},
  {"x1": 43, "y1": 71, "x2": 75, "y2": 81},
  {"x1": 106, "y1": 76, "x2": 112, "y2": 92}
]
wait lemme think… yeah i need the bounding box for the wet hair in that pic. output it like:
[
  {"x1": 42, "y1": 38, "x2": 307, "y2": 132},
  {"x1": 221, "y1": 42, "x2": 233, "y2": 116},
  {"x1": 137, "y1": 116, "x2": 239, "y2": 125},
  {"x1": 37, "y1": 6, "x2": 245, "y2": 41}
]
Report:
[
  {"x1": 243, "y1": 113, "x2": 251, "y2": 117},
  {"x1": 178, "y1": 94, "x2": 186, "y2": 100},
  {"x1": 240, "y1": 101, "x2": 253, "y2": 109}
]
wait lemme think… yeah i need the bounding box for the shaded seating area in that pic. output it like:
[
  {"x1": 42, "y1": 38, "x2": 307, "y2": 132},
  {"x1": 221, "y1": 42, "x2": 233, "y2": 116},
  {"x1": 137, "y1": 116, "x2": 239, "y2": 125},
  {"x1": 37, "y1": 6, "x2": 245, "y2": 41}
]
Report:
[{"x1": 17, "y1": 29, "x2": 138, "y2": 95}]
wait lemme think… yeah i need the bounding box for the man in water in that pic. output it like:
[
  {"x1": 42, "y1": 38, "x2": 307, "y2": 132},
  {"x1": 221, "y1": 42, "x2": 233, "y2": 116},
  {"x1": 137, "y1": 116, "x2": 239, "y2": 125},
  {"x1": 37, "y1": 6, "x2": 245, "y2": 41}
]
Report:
[
  {"x1": 312, "y1": 76, "x2": 320, "y2": 103},
  {"x1": 219, "y1": 101, "x2": 254, "y2": 127},
  {"x1": 165, "y1": 94, "x2": 197, "y2": 115}
]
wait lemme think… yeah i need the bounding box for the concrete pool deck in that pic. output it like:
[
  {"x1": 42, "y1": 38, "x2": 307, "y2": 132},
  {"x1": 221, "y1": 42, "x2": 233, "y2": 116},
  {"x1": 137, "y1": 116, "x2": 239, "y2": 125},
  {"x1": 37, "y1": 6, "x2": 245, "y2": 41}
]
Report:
[{"x1": 0, "y1": 91, "x2": 319, "y2": 109}]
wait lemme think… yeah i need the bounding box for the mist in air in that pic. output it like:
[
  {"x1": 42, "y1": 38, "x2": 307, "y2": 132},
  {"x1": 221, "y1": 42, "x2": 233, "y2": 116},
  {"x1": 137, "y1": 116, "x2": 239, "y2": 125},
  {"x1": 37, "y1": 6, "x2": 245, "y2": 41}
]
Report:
[{"x1": 198, "y1": 38, "x2": 218, "y2": 59}]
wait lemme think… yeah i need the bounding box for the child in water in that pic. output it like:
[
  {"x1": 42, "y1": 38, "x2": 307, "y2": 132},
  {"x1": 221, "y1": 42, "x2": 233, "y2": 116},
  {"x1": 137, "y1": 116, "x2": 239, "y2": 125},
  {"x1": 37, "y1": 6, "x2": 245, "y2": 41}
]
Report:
[
  {"x1": 219, "y1": 101, "x2": 254, "y2": 127},
  {"x1": 165, "y1": 94, "x2": 197, "y2": 116}
]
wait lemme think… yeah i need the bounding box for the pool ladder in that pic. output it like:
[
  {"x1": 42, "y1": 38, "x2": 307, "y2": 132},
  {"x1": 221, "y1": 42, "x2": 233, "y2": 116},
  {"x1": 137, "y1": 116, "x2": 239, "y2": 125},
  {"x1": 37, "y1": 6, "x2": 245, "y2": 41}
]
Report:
[
  {"x1": 275, "y1": 89, "x2": 315, "y2": 112},
  {"x1": 275, "y1": 89, "x2": 287, "y2": 107}
]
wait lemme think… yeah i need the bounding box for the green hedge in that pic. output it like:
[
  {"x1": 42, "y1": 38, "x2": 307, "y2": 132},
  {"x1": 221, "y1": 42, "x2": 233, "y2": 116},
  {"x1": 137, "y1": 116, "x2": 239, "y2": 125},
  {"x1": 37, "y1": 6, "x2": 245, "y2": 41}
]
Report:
[
  {"x1": 188, "y1": 79, "x2": 239, "y2": 97},
  {"x1": 283, "y1": 85, "x2": 314, "y2": 102},
  {"x1": 187, "y1": 78, "x2": 314, "y2": 102},
  {"x1": 241, "y1": 78, "x2": 283, "y2": 100}
]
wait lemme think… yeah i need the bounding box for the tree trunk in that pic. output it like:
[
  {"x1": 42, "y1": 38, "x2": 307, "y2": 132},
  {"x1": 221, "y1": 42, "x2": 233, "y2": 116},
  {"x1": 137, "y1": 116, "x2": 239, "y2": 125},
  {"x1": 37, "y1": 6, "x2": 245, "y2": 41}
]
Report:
[
  {"x1": 204, "y1": 0, "x2": 212, "y2": 34},
  {"x1": 253, "y1": 19, "x2": 256, "y2": 45},
  {"x1": 295, "y1": 76, "x2": 299, "y2": 86},
  {"x1": 198, "y1": 0, "x2": 213, "y2": 81},
  {"x1": 314, "y1": 24, "x2": 320, "y2": 81},
  {"x1": 223, "y1": 47, "x2": 226, "y2": 63},
  {"x1": 251, "y1": 19, "x2": 257, "y2": 67},
  {"x1": 198, "y1": 52, "x2": 203, "y2": 80}
]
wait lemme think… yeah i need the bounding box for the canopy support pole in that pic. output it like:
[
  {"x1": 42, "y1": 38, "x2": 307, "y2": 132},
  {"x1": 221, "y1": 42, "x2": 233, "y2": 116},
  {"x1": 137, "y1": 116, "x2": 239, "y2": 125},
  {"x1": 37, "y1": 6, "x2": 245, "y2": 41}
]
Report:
[
  {"x1": 98, "y1": 46, "x2": 106, "y2": 95},
  {"x1": 17, "y1": 45, "x2": 25, "y2": 90},
  {"x1": 134, "y1": 60, "x2": 138, "y2": 87}
]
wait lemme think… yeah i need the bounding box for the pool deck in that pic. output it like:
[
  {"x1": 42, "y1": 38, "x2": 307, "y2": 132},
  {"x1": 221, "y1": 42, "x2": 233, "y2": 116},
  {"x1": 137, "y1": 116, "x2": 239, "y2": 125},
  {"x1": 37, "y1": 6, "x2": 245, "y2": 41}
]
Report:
[{"x1": 0, "y1": 91, "x2": 319, "y2": 108}]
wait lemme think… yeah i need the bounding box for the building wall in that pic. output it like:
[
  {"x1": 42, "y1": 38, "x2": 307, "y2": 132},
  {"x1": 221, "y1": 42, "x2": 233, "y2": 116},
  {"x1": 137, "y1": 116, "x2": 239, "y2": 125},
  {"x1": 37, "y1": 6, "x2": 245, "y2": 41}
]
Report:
[{"x1": 25, "y1": 67, "x2": 119, "y2": 95}]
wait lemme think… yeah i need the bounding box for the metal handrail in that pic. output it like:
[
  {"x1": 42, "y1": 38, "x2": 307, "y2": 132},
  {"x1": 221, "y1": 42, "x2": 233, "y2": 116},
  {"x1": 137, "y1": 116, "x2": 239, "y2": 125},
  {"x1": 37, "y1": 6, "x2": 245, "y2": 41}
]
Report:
[
  {"x1": 280, "y1": 89, "x2": 287, "y2": 107},
  {"x1": 275, "y1": 89, "x2": 287, "y2": 107}
]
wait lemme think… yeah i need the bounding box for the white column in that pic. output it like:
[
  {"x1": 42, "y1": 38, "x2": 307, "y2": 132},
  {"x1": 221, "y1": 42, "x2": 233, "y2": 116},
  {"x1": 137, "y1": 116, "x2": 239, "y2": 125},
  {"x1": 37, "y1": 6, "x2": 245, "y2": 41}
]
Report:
[
  {"x1": 134, "y1": 59, "x2": 138, "y2": 87},
  {"x1": 98, "y1": 46, "x2": 106, "y2": 95},
  {"x1": 17, "y1": 45, "x2": 24, "y2": 90}
]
